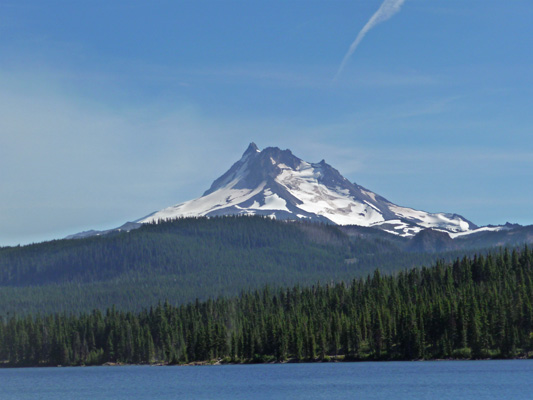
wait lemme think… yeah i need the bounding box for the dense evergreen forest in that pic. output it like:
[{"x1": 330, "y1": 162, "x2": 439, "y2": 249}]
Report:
[
  {"x1": 1, "y1": 246, "x2": 532, "y2": 367},
  {"x1": 0, "y1": 217, "x2": 482, "y2": 315}
]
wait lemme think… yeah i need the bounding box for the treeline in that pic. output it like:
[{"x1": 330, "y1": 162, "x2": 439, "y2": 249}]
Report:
[
  {"x1": 1, "y1": 247, "x2": 532, "y2": 366},
  {"x1": 0, "y1": 216, "x2": 476, "y2": 315}
]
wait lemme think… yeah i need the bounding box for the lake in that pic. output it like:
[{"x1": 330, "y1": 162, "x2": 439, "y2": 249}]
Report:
[{"x1": 1, "y1": 360, "x2": 532, "y2": 399}]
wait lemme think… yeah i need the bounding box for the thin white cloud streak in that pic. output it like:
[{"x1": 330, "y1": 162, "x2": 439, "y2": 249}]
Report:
[{"x1": 335, "y1": 0, "x2": 406, "y2": 80}]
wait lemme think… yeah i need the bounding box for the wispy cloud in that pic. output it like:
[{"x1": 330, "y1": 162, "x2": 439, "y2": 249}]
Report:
[{"x1": 335, "y1": 0, "x2": 407, "y2": 80}]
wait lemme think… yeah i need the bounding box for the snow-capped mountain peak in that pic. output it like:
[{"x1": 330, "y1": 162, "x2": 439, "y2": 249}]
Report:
[{"x1": 139, "y1": 143, "x2": 476, "y2": 236}]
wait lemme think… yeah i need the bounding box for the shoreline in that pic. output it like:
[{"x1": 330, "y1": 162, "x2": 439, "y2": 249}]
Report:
[{"x1": 2, "y1": 354, "x2": 532, "y2": 369}]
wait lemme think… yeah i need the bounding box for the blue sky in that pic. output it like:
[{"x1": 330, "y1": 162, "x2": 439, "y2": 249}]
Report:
[{"x1": 1, "y1": 0, "x2": 532, "y2": 246}]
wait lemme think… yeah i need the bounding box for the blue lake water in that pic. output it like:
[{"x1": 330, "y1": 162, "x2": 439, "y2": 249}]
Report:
[{"x1": 1, "y1": 360, "x2": 533, "y2": 400}]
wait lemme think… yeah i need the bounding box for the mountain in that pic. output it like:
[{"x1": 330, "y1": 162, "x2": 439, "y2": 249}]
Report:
[{"x1": 137, "y1": 143, "x2": 477, "y2": 237}]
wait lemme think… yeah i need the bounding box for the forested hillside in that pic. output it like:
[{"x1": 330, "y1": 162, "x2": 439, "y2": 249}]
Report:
[
  {"x1": 1, "y1": 247, "x2": 532, "y2": 366},
  {"x1": 0, "y1": 217, "x2": 479, "y2": 315}
]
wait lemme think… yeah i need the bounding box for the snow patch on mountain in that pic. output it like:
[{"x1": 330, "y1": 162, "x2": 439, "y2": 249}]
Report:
[
  {"x1": 142, "y1": 179, "x2": 267, "y2": 222},
  {"x1": 249, "y1": 190, "x2": 289, "y2": 212},
  {"x1": 445, "y1": 225, "x2": 508, "y2": 238},
  {"x1": 274, "y1": 160, "x2": 385, "y2": 226},
  {"x1": 387, "y1": 204, "x2": 471, "y2": 232},
  {"x1": 369, "y1": 219, "x2": 424, "y2": 237}
]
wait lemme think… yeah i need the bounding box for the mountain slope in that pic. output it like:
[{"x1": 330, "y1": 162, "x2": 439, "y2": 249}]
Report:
[{"x1": 140, "y1": 143, "x2": 476, "y2": 237}]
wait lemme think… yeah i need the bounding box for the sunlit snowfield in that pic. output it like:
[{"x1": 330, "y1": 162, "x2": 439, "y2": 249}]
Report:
[{"x1": 1, "y1": 360, "x2": 532, "y2": 400}]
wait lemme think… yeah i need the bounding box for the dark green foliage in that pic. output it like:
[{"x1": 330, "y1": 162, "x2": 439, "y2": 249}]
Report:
[
  {"x1": 0, "y1": 217, "x2": 479, "y2": 315},
  {"x1": 1, "y1": 247, "x2": 532, "y2": 366}
]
